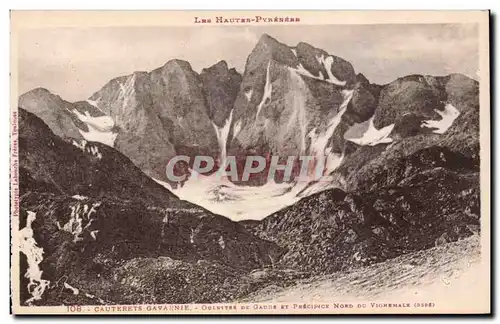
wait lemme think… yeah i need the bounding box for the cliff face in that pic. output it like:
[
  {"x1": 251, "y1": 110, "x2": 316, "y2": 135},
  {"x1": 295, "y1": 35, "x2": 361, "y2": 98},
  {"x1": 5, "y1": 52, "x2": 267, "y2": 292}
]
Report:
[
  {"x1": 16, "y1": 32, "x2": 481, "y2": 306},
  {"x1": 18, "y1": 108, "x2": 283, "y2": 306}
]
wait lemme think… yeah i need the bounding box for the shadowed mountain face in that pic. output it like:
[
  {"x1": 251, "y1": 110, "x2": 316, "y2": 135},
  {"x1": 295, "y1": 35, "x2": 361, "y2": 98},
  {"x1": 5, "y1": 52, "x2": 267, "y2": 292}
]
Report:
[
  {"x1": 86, "y1": 60, "x2": 235, "y2": 183},
  {"x1": 18, "y1": 108, "x2": 283, "y2": 305},
  {"x1": 200, "y1": 60, "x2": 243, "y2": 127},
  {"x1": 18, "y1": 33, "x2": 479, "y2": 187},
  {"x1": 16, "y1": 33, "x2": 481, "y2": 306}
]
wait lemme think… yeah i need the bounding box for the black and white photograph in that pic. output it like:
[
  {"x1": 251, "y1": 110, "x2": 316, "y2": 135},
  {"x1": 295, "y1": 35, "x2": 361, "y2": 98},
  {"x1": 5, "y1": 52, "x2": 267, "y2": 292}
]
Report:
[{"x1": 9, "y1": 10, "x2": 491, "y2": 315}]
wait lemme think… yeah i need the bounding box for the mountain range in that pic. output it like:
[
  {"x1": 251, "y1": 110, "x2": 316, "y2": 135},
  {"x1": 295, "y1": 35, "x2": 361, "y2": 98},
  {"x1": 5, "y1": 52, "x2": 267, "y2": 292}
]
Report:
[{"x1": 17, "y1": 33, "x2": 481, "y2": 306}]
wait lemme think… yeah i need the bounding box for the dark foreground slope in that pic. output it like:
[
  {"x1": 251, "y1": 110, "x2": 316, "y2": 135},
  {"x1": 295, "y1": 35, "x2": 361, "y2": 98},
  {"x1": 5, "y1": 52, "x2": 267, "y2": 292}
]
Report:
[
  {"x1": 16, "y1": 33, "x2": 482, "y2": 306},
  {"x1": 18, "y1": 108, "x2": 284, "y2": 306}
]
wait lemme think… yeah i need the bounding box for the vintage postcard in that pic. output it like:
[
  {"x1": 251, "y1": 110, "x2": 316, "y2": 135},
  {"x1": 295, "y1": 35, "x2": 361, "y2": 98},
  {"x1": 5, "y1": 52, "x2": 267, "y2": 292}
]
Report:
[{"x1": 10, "y1": 10, "x2": 490, "y2": 315}]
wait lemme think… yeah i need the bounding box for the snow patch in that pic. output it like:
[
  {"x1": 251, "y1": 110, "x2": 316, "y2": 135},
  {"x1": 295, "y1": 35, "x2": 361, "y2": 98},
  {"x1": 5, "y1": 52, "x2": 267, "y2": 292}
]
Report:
[
  {"x1": 72, "y1": 109, "x2": 117, "y2": 147},
  {"x1": 292, "y1": 56, "x2": 347, "y2": 86},
  {"x1": 323, "y1": 149, "x2": 344, "y2": 176},
  {"x1": 62, "y1": 202, "x2": 101, "y2": 243},
  {"x1": 308, "y1": 89, "x2": 353, "y2": 176},
  {"x1": 190, "y1": 229, "x2": 195, "y2": 244},
  {"x1": 86, "y1": 98, "x2": 101, "y2": 109},
  {"x1": 72, "y1": 195, "x2": 89, "y2": 201},
  {"x1": 72, "y1": 109, "x2": 114, "y2": 132},
  {"x1": 71, "y1": 140, "x2": 103, "y2": 160},
  {"x1": 88, "y1": 145, "x2": 103, "y2": 160},
  {"x1": 345, "y1": 117, "x2": 395, "y2": 146},
  {"x1": 90, "y1": 230, "x2": 99, "y2": 240},
  {"x1": 245, "y1": 89, "x2": 253, "y2": 101},
  {"x1": 218, "y1": 236, "x2": 226, "y2": 249},
  {"x1": 153, "y1": 178, "x2": 173, "y2": 191},
  {"x1": 256, "y1": 61, "x2": 273, "y2": 120},
  {"x1": 64, "y1": 282, "x2": 80, "y2": 295},
  {"x1": 18, "y1": 211, "x2": 50, "y2": 305},
  {"x1": 291, "y1": 48, "x2": 297, "y2": 57},
  {"x1": 316, "y1": 55, "x2": 347, "y2": 86},
  {"x1": 421, "y1": 103, "x2": 460, "y2": 134},
  {"x1": 72, "y1": 139, "x2": 88, "y2": 152},
  {"x1": 233, "y1": 119, "x2": 242, "y2": 139},
  {"x1": 295, "y1": 63, "x2": 322, "y2": 80}
]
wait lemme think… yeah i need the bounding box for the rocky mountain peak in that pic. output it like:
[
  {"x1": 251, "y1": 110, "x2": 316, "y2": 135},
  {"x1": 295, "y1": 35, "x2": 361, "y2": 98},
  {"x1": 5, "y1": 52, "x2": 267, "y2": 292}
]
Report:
[
  {"x1": 18, "y1": 87, "x2": 85, "y2": 140},
  {"x1": 202, "y1": 60, "x2": 229, "y2": 73},
  {"x1": 355, "y1": 73, "x2": 370, "y2": 87},
  {"x1": 245, "y1": 34, "x2": 297, "y2": 72},
  {"x1": 23, "y1": 87, "x2": 54, "y2": 97},
  {"x1": 200, "y1": 60, "x2": 242, "y2": 127},
  {"x1": 160, "y1": 58, "x2": 194, "y2": 72}
]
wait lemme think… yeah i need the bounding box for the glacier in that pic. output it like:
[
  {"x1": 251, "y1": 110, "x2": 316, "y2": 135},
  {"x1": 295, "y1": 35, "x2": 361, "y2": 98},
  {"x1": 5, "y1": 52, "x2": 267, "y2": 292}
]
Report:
[
  {"x1": 72, "y1": 109, "x2": 117, "y2": 147},
  {"x1": 421, "y1": 103, "x2": 461, "y2": 134},
  {"x1": 345, "y1": 117, "x2": 395, "y2": 146},
  {"x1": 256, "y1": 61, "x2": 273, "y2": 120},
  {"x1": 160, "y1": 90, "x2": 354, "y2": 221}
]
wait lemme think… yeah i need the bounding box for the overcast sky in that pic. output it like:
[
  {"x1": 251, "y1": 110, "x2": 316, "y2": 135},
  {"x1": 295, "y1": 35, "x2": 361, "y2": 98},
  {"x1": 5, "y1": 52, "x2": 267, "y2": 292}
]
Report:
[{"x1": 17, "y1": 23, "x2": 479, "y2": 102}]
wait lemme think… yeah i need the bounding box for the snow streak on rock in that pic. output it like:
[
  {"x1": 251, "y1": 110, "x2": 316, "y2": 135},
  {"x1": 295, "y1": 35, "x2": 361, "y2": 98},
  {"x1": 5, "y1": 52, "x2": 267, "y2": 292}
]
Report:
[
  {"x1": 64, "y1": 282, "x2": 80, "y2": 295},
  {"x1": 71, "y1": 139, "x2": 103, "y2": 160},
  {"x1": 288, "y1": 68, "x2": 310, "y2": 155},
  {"x1": 256, "y1": 61, "x2": 273, "y2": 120},
  {"x1": 345, "y1": 117, "x2": 395, "y2": 146},
  {"x1": 294, "y1": 63, "x2": 322, "y2": 80},
  {"x1": 62, "y1": 202, "x2": 101, "y2": 243},
  {"x1": 218, "y1": 236, "x2": 226, "y2": 249},
  {"x1": 72, "y1": 195, "x2": 89, "y2": 201},
  {"x1": 72, "y1": 139, "x2": 88, "y2": 152},
  {"x1": 72, "y1": 109, "x2": 117, "y2": 147},
  {"x1": 421, "y1": 103, "x2": 461, "y2": 134},
  {"x1": 18, "y1": 211, "x2": 50, "y2": 305},
  {"x1": 213, "y1": 109, "x2": 234, "y2": 165},
  {"x1": 308, "y1": 89, "x2": 354, "y2": 175},
  {"x1": 233, "y1": 119, "x2": 243, "y2": 139},
  {"x1": 86, "y1": 98, "x2": 101, "y2": 109},
  {"x1": 90, "y1": 230, "x2": 99, "y2": 240},
  {"x1": 118, "y1": 73, "x2": 136, "y2": 115},
  {"x1": 245, "y1": 89, "x2": 253, "y2": 101},
  {"x1": 293, "y1": 58, "x2": 346, "y2": 86},
  {"x1": 316, "y1": 54, "x2": 347, "y2": 86}
]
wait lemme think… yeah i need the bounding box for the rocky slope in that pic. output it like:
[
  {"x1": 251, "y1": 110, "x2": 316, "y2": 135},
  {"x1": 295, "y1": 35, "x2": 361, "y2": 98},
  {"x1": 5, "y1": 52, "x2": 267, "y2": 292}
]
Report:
[
  {"x1": 16, "y1": 32, "x2": 483, "y2": 306},
  {"x1": 19, "y1": 88, "x2": 86, "y2": 140},
  {"x1": 226, "y1": 35, "x2": 371, "y2": 184},
  {"x1": 87, "y1": 60, "x2": 224, "y2": 183},
  {"x1": 20, "y1": 60, "x2": 243, "y2": 185},
  {"x1": 240, "y1": 235, "x2": 484, "y2": 307},
  {"x1": 18, "y1": 34, "x2": 479, "y2": 191},
  {"x1": 18, "y1": 108, "x2": 283, "y2": 306},
  {"x1": 242, "y1": 157, "x2": 479, "y2": 274}
]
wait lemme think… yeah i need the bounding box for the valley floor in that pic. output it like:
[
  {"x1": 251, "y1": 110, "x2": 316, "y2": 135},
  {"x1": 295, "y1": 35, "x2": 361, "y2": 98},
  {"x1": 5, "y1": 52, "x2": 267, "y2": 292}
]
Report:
[{"x1": 240, "y1": 235, "x2": 487, "y2": 312}]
